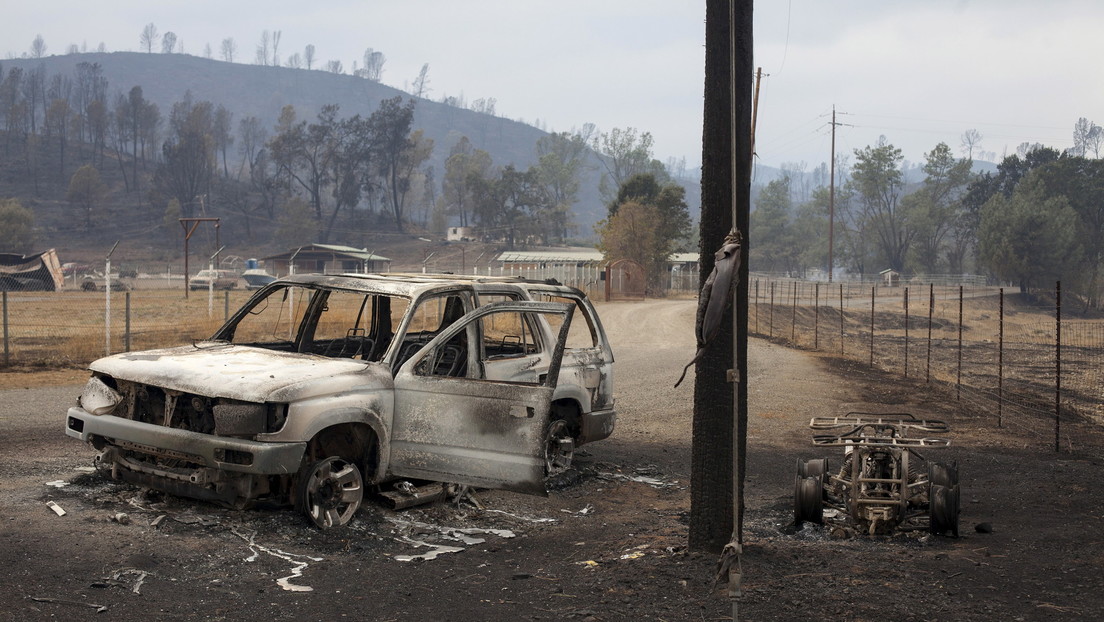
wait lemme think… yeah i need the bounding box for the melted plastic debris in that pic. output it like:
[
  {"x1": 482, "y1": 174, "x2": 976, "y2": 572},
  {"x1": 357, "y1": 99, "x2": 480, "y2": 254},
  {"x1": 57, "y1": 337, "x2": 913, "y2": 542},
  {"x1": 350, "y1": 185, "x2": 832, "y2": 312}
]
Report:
[
  {"x1": 231, "y1": 527, "x2": 323, "y2": 592},
  {"x1": 387, "y1": 517, "x2": 517, "y2": 562}
]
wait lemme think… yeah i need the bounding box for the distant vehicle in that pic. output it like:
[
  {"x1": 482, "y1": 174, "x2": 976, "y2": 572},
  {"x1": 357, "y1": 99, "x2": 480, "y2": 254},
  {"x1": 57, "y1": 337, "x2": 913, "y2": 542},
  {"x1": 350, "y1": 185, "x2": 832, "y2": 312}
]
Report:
[
  {"x1": 241, "y1": 267, "x2": 277, "y2": 290},
  {"x1": 189, "y1": 269, "x2": 238, "y2": 290}
]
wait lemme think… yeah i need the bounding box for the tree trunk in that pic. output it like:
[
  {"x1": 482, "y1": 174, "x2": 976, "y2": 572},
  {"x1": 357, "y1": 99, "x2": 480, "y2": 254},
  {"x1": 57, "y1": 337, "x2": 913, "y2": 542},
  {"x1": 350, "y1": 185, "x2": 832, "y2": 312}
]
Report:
[{"x1": 690, "y1": 0, "x2": 752, "y2": 554}]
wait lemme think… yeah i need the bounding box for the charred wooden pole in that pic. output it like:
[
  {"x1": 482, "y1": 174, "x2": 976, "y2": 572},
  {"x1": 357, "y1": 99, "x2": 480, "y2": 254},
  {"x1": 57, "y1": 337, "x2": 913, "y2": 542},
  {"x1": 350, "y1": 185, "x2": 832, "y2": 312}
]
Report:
[{"x1": 691, "y1": 0, "x2": 751, "y2": 570}]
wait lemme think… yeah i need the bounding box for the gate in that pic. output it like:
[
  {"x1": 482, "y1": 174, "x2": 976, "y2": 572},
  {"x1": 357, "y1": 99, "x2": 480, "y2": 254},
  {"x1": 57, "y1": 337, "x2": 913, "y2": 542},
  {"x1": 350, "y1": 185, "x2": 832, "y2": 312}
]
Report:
[{"x1": 604, "y1": 259, "x2": 646, "y2": 301}]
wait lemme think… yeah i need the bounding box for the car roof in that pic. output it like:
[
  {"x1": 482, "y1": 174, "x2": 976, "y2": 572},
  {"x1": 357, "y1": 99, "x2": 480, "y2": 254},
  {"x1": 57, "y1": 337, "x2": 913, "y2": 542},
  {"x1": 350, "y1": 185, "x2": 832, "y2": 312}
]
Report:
[{"x1": 267, "y1": 272, "x2": 586, "y2": 298}]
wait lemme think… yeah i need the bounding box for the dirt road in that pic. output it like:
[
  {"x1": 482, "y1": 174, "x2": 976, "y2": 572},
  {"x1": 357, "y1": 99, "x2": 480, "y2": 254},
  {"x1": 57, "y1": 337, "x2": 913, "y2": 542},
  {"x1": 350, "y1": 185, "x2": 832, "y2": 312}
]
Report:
[{"x1": 1, "y1": 299, "x2": 1101, "y2": 620}]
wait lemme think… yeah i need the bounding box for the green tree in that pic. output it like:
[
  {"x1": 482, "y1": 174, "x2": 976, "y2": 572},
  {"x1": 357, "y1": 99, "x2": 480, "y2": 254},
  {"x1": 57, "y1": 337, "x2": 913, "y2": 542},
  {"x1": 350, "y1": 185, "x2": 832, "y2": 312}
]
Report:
[
  {"x1": 154, "y1": 97, "x2": 216, "y2": 218},
  {"x1": 533, "y1": 130, "x2": 588, "y2": 242},
  {"x1": 847, "y1": 138, "x2": 909, "y2": 272},
  {"x1": 0, "y1": 198, "x2": 34, "y2": 250},
  {"x1": 66, "y1": 165, "x2": 107, "y2": 227},
  {"x1": 274, "y1": 198, "x2": 314, "y2": 248},
  {"x1": 440, "y1": 136, "x2": 492, "y2": 228},
  {"x1": 749, "y1": 176, "x2": 798, "y2": 273},
  {"x1": 904, "y1": 142, "x2": 974, "y2": 273},
  {"x1": 978, "y1": 172, "x2": 1083, "y2": 292},
  {"x1": 792, "y1": 186, "x2": 830, "y2": 275},
  {"x1": 369, "y1": 97, "x2": 429, "y2": 232},
  {"x1": 593, "y1": 127, "x2": 666, "y2": 201},
  {"x1": 961, "y1": 147, "x2": 1061, "y2": 270},
  {"x1": 597, "y1": 173, "x2": 690, "y2": 294},
  {"x1": 471, "y1": 165, "x2": 546, "y2": 249},
  {"x1": 269, "y1": 104, "x2": 341, "y2": 235},
  {"x1": 1033, "y1": 156, "x2": 1104, "y2": 307}
]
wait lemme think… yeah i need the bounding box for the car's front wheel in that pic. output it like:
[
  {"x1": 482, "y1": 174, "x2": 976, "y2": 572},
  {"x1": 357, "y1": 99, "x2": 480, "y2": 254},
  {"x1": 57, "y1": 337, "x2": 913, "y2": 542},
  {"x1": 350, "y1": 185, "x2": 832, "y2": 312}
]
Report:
[{"x1": 296, "y1": 456, "x2": 363, "y2": 529}]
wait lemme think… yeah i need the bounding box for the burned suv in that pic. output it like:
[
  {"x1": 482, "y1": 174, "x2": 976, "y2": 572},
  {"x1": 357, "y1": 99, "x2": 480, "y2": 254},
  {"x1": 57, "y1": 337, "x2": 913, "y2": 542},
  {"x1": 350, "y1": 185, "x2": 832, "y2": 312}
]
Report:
[{"x1": 65, "y1": 274, "x2": 615, "y2": 528}]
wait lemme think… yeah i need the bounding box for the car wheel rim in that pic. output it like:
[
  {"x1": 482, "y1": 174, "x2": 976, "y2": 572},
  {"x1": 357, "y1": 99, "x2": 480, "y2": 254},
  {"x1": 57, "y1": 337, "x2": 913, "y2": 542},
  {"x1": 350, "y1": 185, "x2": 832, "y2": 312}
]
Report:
[{"x1": 303, "y1": 456, "x2": 363, "y2": 529}]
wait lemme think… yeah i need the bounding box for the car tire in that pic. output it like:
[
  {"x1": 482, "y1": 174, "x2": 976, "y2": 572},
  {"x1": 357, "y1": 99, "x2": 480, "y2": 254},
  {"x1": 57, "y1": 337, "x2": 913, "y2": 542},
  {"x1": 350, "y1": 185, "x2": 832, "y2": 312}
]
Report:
[
  {"x1": 296, "y1": 456, "x2": 364, "y2": 529},
  {"x1": 544, "y1": 419, "x2": 574, "y2": 475}
]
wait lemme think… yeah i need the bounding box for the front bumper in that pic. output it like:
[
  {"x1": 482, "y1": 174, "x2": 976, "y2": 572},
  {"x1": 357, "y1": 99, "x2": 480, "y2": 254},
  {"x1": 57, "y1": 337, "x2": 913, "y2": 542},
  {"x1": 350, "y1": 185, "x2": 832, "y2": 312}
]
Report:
[
  {"x1": 66, "y1": 406, "x2": 306, "y2": 475},
  {"x1": 579, "y1": 408, "x2": 616, "y2": 445}
]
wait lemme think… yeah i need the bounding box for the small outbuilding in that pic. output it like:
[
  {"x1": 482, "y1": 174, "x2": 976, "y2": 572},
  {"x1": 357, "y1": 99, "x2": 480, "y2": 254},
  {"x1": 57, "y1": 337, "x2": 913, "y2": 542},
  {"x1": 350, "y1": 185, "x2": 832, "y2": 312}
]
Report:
[
  {"x1": 880, "y1": 268, "x2": 900, "y2": 287},
  {"x1": 262, "y1": 244, "x2": 391, "y2": 276}
]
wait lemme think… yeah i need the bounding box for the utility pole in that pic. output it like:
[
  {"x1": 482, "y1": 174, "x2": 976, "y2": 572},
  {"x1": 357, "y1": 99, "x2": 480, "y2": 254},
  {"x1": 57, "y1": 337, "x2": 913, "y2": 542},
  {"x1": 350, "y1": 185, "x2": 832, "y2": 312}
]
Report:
[
  {"x1": 827, "y1": 107, "x2": 851, "y2": 283},
  {"x1": 179, "y1": 217, "x2": 221, "y2": 297}
]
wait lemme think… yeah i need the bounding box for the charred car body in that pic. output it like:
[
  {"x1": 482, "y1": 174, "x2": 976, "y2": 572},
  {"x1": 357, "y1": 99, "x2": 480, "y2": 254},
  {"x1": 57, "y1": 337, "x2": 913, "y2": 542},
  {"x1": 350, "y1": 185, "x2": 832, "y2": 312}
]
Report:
[{"x1": 66, "y1": 274, "x2": 615, "y2": 528}]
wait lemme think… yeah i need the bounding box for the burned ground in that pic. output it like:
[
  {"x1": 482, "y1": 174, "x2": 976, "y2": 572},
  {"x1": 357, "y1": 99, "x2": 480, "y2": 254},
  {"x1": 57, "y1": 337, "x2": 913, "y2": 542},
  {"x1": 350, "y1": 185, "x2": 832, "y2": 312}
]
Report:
[{"x1": 1, "y1": 299, "x2": 1101, "y2": 621}]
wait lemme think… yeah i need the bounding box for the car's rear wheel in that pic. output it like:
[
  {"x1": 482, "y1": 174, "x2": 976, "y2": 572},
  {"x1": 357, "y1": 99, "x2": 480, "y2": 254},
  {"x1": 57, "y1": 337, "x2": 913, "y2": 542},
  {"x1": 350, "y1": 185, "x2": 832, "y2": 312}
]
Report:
[
  {"x1": 544, "y1": 419, "x2": 574, "y2": 475},
  {"x1": 929, "y1": 483, "x2": 960, "y2": 537},
  {"x1": 297, "y1": 456, "x2": 363, "y2": 529},
  {"x1": 794, "y1": 475, "x2": 824, "y2": 527}
]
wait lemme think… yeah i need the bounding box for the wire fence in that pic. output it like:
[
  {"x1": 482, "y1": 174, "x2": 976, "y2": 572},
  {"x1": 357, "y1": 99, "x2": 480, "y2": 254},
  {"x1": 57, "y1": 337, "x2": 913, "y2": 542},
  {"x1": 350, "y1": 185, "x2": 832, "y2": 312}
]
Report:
[
  {"x1": 0, "y1": 259, "x2": 662, "y2": 368},
  {"x1": 749, "y1": 279, "x2": 1104, "y2": 452}
]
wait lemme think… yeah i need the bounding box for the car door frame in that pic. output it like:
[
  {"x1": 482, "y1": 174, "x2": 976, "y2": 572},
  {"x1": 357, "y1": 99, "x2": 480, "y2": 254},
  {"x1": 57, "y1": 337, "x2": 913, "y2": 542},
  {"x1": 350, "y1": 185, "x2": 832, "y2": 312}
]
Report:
[{"x1": 388, "y1": 301, "x2": 573, "y2": 495}]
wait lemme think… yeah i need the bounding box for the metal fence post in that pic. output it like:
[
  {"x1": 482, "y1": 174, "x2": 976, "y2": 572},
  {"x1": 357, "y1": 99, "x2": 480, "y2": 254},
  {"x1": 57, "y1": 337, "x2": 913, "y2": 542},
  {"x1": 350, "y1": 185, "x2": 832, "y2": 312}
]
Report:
[
  {"x1": 865, "y1": 289, "x2": 874, "y2": 369},
  {"x1": 754, "y1": 279, "x2": 759, "y2": 334},
  {"x1": 904, "y1": 287, "x2": 910, "y2": 378},
  {"x1": 125, "y1": 292, "x2": 131, "y2": 352},
  {"x1": 2, "y1": 290, "x2": 8, "y2": 366},
  {"x1": 769, "y1": 281, "x2": 775, "y2": 338},
  {"x1": 224, "y1": 290, "x2": 230, "y2": 320},
  {"x1": 998, "y1": 287, "x2": 1004, "y2": 427},
  {"x1": 957, "y1": 285, "x2": 963, "y2": 401},
  {"x1": 869, "y1": 286, "x2": 875, "y2": 367},
  {"x1": 926, "y1": 283, "x2": 934, "y2": 383},
  {"x1": 814, "y1": 282, "x2": 820, "y2": 350},
  {"x1": 791, "y1": 281, "x2": 797, "y2": 343},
  {"x1": 1055, "y1": 281, "x2": 1061, "y2": 452},
  {"x1": 839, "y1": 283, "x2": 844, "y2": 356}
]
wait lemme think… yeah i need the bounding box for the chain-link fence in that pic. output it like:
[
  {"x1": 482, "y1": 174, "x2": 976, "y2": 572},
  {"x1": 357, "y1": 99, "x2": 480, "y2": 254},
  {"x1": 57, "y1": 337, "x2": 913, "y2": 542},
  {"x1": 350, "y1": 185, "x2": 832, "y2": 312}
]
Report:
[{"x1": 749, "y1": 278, "x2": 1104, "y2": 452}]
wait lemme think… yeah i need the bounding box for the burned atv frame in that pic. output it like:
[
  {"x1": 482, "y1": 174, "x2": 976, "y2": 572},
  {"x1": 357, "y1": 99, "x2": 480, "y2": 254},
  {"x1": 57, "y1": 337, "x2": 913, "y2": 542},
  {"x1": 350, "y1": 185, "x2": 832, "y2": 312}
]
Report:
[{"x1": 794, "y1": 413, "x2": 960, "y2": 536}]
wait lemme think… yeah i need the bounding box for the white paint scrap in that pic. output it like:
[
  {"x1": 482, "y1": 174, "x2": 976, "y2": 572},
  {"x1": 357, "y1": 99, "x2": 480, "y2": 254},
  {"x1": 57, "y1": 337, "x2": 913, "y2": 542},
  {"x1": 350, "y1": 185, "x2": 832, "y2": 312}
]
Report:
[{"x1": 46, "y1": 501, "x2": 66, "y2": 516}]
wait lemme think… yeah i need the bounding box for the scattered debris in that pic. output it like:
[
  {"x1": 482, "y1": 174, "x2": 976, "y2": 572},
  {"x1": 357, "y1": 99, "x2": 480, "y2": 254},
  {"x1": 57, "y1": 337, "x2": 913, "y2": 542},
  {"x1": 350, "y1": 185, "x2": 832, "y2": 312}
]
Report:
[
  {"x1": 560, "y1": 504, "x2": 594, "y2": 516},
  {"x1": 483, "y1": 508, "x2": 558, "y2": 523},
  {"x1": 597, "y1": 472, "x2": 679, "y2": 489},
  {"x1": 25, "y1": 596, "x2": 106, "y2": 613},
  {"x1": 172, "y1": 513, "x2": 219, "y2": 527},
  {"x1": 380, "y1": 482, "x2": 446, "y2": 510},
  {"x1": 150, "y1": 515, "x2": 166, "y2": 528},
  {"x1": 577, "y1": 560, "x2": 599, "y2": 568},
  {"x1": 111, "y1": 512, "x2": 130, "y2": 525},
  {"x1": 620, "y1": 545, "x2": 649, "y2": 560},
  {"x1": 44, "y1": 480, "x2": 68, "y2": 488},
  {"x1": 387, "y1": 517, "x2": 517, "y2": 562},
  {"x1": 74, "y1": 466, "x2": 96, "y2": 473},
  {"x1": 393, "y1": 537, "x2": 465, "y2": 562},
  {"x1": 96, "y1": 568, "x2": 149, "y2": 594},
  {"x1": 975, "y1": 522, "x2": 993, "y2": 534},
  {"x1": 45, "y1": 501, "x2": 66, "y2": 516},
  {"x1": 389, "y1": 517, "x2": 515, "y2": 539},
  {"x1": 231, "y1": 527, "x2": 322, "y2": 593}
]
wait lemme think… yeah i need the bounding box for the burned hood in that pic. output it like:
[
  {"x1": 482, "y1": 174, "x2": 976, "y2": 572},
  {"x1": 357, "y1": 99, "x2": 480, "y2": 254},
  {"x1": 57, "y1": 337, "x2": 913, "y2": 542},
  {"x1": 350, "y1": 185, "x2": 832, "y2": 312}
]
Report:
[{"x1": 89, "y1": 342, "x2": 373, "y2": 403}]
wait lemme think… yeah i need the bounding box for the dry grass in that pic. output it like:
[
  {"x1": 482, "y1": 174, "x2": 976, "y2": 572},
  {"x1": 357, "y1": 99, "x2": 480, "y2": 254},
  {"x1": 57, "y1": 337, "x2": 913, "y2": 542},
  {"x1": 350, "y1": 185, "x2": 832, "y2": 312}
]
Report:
[{"x1": 2, "y1": 288, "x2": 255, "y2": 367}]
